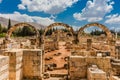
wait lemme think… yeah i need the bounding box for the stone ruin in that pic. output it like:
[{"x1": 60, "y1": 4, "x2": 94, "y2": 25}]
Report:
[
  {"x1": 0, "y1": 22, "x2": 120, "y2": 80},
  {"x1": 0, "y1": 23, "x2": 43, "y2": 80},
  {"x1": 68, "y1": 23, "x2": 120, "y2": 80}
]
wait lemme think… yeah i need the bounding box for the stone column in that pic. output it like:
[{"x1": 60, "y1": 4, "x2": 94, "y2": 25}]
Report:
[
  {"x1": 109, "y1": 39, "x2": 116, "y2": 58},
  {"x1": 87, "y1": 39, "x2": 92, "y2": 51}
]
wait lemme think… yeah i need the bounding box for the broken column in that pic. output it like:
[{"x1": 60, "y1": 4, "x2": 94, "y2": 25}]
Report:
[
  {"x1": 115, "y1": 46, "x2": 120, "y2": 59},
  {"x1": 87, "y1": 39, "x2": 92, "y2": 51}
]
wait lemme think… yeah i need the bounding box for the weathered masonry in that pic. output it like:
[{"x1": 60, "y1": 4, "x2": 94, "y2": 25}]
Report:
[{"x1": 0, "y1": 55, "x2": 9, "y2": 80}]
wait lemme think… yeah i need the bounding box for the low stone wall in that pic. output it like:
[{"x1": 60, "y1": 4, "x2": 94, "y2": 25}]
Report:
[{"x1": 69, "y1": 56, "x2": 111, "y2": 80}]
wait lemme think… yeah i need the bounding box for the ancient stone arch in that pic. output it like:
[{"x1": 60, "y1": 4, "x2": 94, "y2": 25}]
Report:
[
  {"x1": 6, "y1": 22, "x2": 39, "y2": 37},
  {"x1": 6, "y1": 22, "x2": 40, "y2": 47},
  {"x1": 77, "y1": 22, "x2": 113, "y2": 44},
  {"x1": 43, "y1": 22, "x2": 75, "y2": 40}
]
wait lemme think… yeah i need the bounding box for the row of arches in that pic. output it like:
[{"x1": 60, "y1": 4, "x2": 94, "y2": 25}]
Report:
[{"x1": 5, "y1": 22, "x2": 113, "y2": 47}]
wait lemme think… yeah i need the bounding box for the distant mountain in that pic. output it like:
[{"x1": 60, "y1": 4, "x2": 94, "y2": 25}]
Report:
[{"x1": 0, "y1": 17, "x2": 46, "y2": 29}]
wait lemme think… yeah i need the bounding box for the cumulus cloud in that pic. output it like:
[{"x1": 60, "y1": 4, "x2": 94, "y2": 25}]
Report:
[
  {"x1": 0, "y1": 0, "x2": 2, "y2": 3},
  {"x1": 73, "y1": 0, "x2": 114, "y2": 22},
  {"x1": 105, "y1": 14, "x2": 120, "y2": 24},
  {"x1": 0, "y1": 12, "x2": 54, "y2": 26},
  {"x1": 18, "y1": 0, "x2": 78, "y2": 14},
  {"x1": 18, "y1": 4, "x2": 26, "y2": 10}
]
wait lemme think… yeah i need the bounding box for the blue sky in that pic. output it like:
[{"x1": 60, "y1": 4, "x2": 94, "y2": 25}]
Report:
[{"x1": 0, "y1": 0, "x2": 120, "y2": 30}]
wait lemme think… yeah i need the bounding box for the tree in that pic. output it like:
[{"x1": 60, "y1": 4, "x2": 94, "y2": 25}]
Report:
[
  {"x1": 90, "y1": 29, "x2": 106, "y2": 36},
  {"x1": 12, "y1": 28, "x2": 22, "y2": 36},
  {"x1": 0, "y1": 24, "x2": 2, "y2": 33},
  {"x1": 62, "y1": 28, "x2": 69, "y2": 32},
  {"x1": 8, "y1": 18, "x2": 11, "y2": 30},
  {"x1": 110, "y1": 30, "x2": 115, "y2": 35},
  {"x1": 39, "y1": 28, "x2": 44, "y2": 36},
  {"x1": 46, "y1": 28, "x2": 53, "y2": 35},
  {"x1": 2, "y1": 27, "x2": 7, "y2": 33},
  {"x1": 21, "y1": 26, "x2": 35, "y2": 37}
]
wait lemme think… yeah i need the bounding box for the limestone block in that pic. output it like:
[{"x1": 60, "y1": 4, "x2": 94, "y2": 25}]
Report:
[
  {"x1": 23, "y1": 49, "x2": 42, "y2": 79},
  {"x1": 87, "y1": 67, "x2": 107, "y2": 80},
  {"x1": 0, "y1": 55, "x2": 9, "y2": 80},
  {"x1": 0, "y1": 49, "x2": 23, "y2": 80},
  {"x1": 112, "y1": 76, "x2": 120, "y2": 80},
  {"x1": 69, "y1": 56, "x2": 87, "y2": 79}
]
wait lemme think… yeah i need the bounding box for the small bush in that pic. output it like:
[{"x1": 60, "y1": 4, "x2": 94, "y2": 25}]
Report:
[{"x1": 0, "y1": 33, "x2": 6, "y2": 37}]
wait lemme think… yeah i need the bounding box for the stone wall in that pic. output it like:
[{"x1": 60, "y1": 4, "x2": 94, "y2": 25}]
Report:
[
  {"x1": 69, "y1": 56, "x2": 87, "y2": 79},
  {"x1": 23, "y1": 49, "x2": 42, "y2": 80},
  {"x1": 0, "y1": 55, "x2": 9, "y2": 80},
  {"x1": 69, "y1": 56, "x2": 111, "y2": 80},
  {"x1": 0, "y1": 49, "x2": 23, "y2": 80}
]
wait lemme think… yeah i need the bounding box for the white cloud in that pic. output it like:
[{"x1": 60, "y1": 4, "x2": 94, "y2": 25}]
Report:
[
  {"x1": 0, "y1": 0, "x2": 2, "y2": 3},
  {"x1": 71, "y1": 25, "x2": 79, "y2": 31},
  {"x1": 73, "y1": 0, "x2": 114, "y2": 22},
  {"x1": 105, "y1": 14, "x2": 120, "y2": 24},
  {"x1": 18, "y1": 4, "x2": 26, "y2": 10},
  {"x1": 0, "y1": 12, "x2": 54, "y2": 26},
  {"x1": 18, "y1": 0, "x2": 78, "y2": 14}
]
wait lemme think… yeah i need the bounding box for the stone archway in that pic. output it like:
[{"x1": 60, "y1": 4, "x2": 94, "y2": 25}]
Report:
[
  {"x1": 43, "y1": 22, "x2": 75, "y2": 41},
  {"x1": 42, "y1": 22, "x2": 75, "y2": 73},
  {"x1": 6, "y1": 22, "x2": 40, "y2": 47},
  {"x1": 77, "y1": 22, "x2": 113, "y2": 44}
]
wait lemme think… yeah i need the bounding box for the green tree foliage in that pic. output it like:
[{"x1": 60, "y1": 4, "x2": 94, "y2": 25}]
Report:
[
  {"x1": 20, "y1": 26, "x2": 35, "y2": 37},
  {"x1": 0, "y1": 33, "x2": 6, "y2": 37},
  {"x1": 0, "y1": 24, "x2": 2, "y2": 33},
  {"x1": 2, "y1": 27, "x2": 7, "y2": 33},
  {"x1": 12, "y1": 28, "x2": 22, "y2": 37},
  {"x1": 12, "y1": 26, "x2": 36, "y2": 37},
  {"x1": 117, "y1": 31, "x2": 120, "y2": 36},
  {"x1": 46, "y1": 28, "x2": 53, "y2": 35},
  {"x1": 110, "y1": 30, "x2": 115, "y2": 35},
  {"x1": 8, "y1": 18, "x2": 11, "y2": 30},
  {"x1": 39, "y1": 28, "x2": 44, "y2": 36},
  {"x1": 0, "y1": 23, "x2": 7, "y2": 37},
  {"x1": 90, "y1": 29, "x2": 106, "y2": 36},
  {"x1": 0, "y1": 23, "x2": 7, "y2": 33},
  {"x1": 62, "y1": 28, "x2": 69, "y2": 32}
]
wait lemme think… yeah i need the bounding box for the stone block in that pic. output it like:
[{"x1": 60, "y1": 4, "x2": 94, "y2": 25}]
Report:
[
  {"x1": 0, "y1": 49, "x2": 23, "y2": 80},
  {"x1": 23, "y1": 49, "x2": 42, "y2": 80},
  {"x1": 0, "y1": 55, "x2": 9, "y2": 80}
]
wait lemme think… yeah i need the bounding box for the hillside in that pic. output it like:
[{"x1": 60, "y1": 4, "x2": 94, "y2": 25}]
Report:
[{"x1": 0, "y1": 17, "x2": 46, "y2": 29}]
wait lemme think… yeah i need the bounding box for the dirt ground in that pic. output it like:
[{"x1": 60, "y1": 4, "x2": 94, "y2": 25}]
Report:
[{"x1": 44, "y1": 41, "x2": 71, "y2": 74}]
